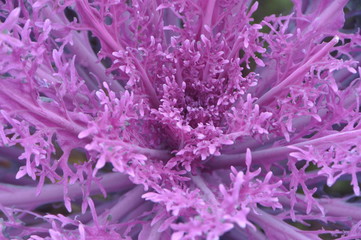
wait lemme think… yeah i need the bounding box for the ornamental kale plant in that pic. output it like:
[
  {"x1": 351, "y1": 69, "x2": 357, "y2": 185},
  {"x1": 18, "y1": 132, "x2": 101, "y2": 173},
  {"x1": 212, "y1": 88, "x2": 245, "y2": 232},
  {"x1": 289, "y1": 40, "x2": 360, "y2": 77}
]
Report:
[{"x1": 0, "y1": 0, "x2": 361, "y2": 239}]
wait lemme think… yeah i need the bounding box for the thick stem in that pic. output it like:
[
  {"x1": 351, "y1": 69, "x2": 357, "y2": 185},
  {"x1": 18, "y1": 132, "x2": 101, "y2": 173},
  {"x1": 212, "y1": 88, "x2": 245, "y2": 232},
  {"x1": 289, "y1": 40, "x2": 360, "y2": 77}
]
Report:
[
  {"x1": 248, "y1": 210, "x2": 316, "y2": 240},
  {"x1": 0, "y1": 88, "x2": 85, "y2": 136},
  {"x1": 0, "y1": 173, "x2": 133, "y2": 208},
  {"x1": 256, "y1": 36, "x2": 339, "y2": 106},
  {"x1": 97, "y1": 138, "x2": 172, "y2": 160},
  {"x1": 76, "y1": 0, "x2": 120, "y2": 52},
  {"x1": 148, "y1": 221, "x2": 163, "y2": 240},
  {"x1": 117, "y1": 201, "x2": 153, "y2": 234},
  {"x1": 191, "y1": 174, "x2": 218, "y2": 204},
  {"x1": 121, "y1": 201, "x2": 153, "y2": 223},
  {"x1": 303, "y1": 0, "x2": 349, "y2": 35},
  {"x1": 280, "y1": 195, "x2": 361, "y2": 221},
  {"x1": 76, "y1": 0, "x2": 159, "y2": 108},
  {"x1": 209, "y1": 128, "x2": 361, "y2": 169},
  {"x1": 208, "y1": 145, "x2": 290, "y2": 168},
  {"x1": 222, "y1": 226, "x2": 266, "y2": 240},
  {"x1": 203, "y1": 0, "x2": 217, "y2": 29},
  {"x1": 42, "y1": 7, "x2": 124, "y2": 92},
  {"x1": 106, "y1": 185, "x2": 145, "y2": 223},
  {"x1": 70, "y1": 36, "x2": 124, "y2": 92}
]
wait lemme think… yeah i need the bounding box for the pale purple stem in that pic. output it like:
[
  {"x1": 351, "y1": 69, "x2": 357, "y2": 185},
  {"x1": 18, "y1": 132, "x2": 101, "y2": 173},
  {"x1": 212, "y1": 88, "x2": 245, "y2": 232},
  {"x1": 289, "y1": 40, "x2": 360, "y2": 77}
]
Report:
[
  {"x1": 208, "y1": 145, "x2": 290, "y2": 168},
  {"x1": 0, "y1": 173, "x2": 133, "y2": 208},
  {"x1": 98, "y1": 138, "x2": 172, "y2": 160},
  {"x1": 163, "y1": 8, "x2": 181, "y2": 45},
  {"x1": 70, "y1": 35, "x2": 124, "y2": 92},
  {"x1": 0, "y1": 89, "x2": 85, "y2": 135},
  {"x1": 117, "y1": 201, "x2": 153, "y2": 234},
  {"x1": 106, "y1": 185, "x2": 145, "y2": 223},
  {"x1": 209, "y1": 129, "x2": 361, "y2": 168},
  {"x1": 282, "y1": 195, "x2": 361, "y2": 221},
  {"x1": 224, "y1": 226, "x2": 266, "y2": 240},
  {"x1": 121, "y1": 201, "x2": 153, "y2": 223},
  {"x1": 202, "y1": 0, "x2": 217, "y2": 30},
  {"x1": 42, "y1": 7, "x2": 124, "y2": 92},
  {"x1": 256, "y1": 36, "x2": 339, "y2": 106},
  {"x1": 141, "y1": 221, "x2": 163, "y2": 240},
  {"x1": 76, "y1": 0, "x2": 159, "y2": 107},
  {"x1": 339, "y1": 235, "x2": 361, "y2": 240},
  {"x1": 75, "y1": 64, "x2": 100, "y2": 90},
  {"x1": 35, "y1": 65, "x2": 61, "y2": 84},
  {"x1": 303, "y1": 0, "x2": 349, "y2": 35},
  {"x1": 248, "y1": 210, "x2": 315, "y2": 240},
  {"x1": 191, "y1": 174, "x2": 218, "y2": 204}
]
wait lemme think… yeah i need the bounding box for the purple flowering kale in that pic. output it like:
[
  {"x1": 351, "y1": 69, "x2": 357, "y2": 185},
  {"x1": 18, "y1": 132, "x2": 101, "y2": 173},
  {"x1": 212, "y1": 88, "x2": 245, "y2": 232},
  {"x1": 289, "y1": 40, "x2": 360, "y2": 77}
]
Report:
[{"x1": 0, "y1": 0, "x2": 361, "y2": 239}]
